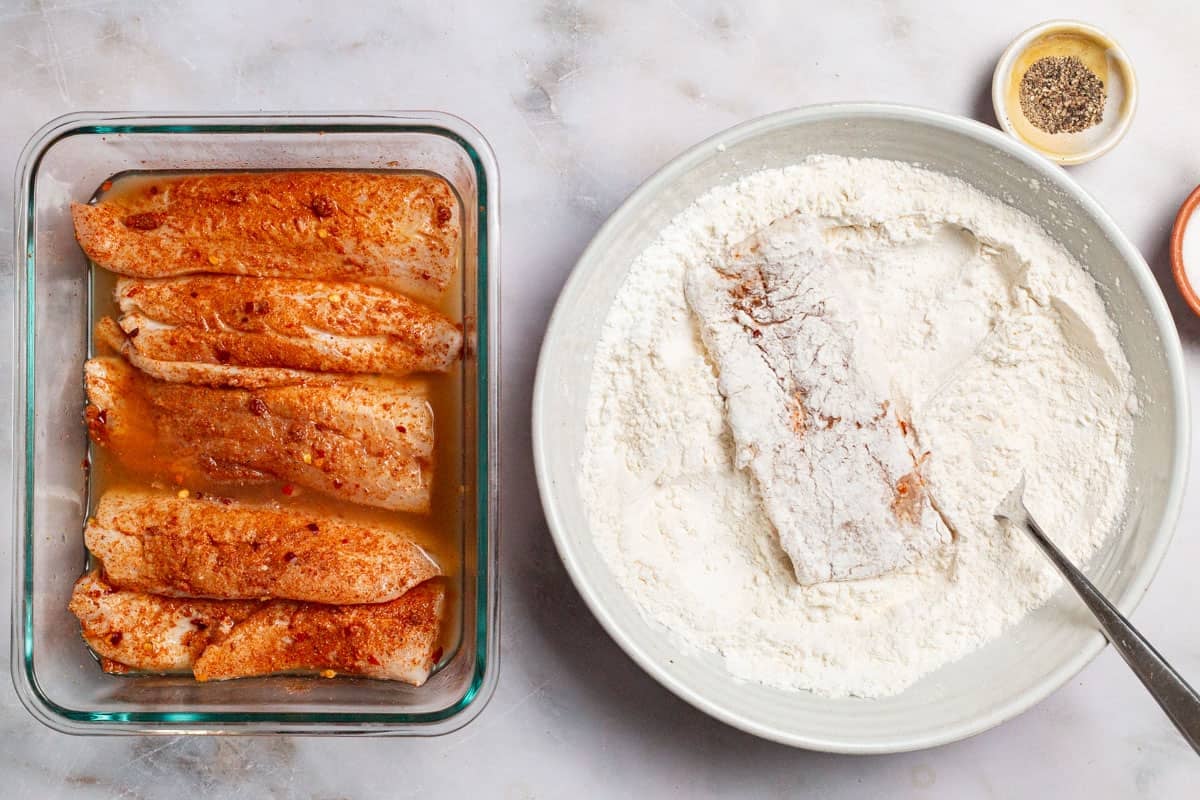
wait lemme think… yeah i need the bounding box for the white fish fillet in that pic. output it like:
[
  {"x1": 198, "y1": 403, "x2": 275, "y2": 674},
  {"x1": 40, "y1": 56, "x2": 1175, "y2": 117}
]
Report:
[
  {"x1": 70, "y1": 572, "x2": 446, "y2": 684},
  {"x1": 86, "y1": 489, "x2": 440, "y2": 604},
  {"x1": 85, "y1": 356, "x2": 435, "y2": 512},
  {"x1": 71, "y1": 171, "x2": 460, "y2": 302},
  {"x1": 69, "y1": 572, "x2": 257, "y2": 674},
  {"x1": 685, "y1": 215, "x2": 951, "y2": 584},
  {"x1": 109, "y1": 275, "x2": 462, "y2": 386}
]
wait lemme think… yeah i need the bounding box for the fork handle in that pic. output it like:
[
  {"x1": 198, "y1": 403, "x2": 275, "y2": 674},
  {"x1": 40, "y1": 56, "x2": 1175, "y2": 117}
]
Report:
[{"x1": 1020, "y1": 515, "x2": 1200, "y2": 755}]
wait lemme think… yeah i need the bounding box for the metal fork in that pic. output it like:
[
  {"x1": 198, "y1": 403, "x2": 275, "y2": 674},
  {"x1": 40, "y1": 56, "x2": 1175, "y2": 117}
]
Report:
[{"x1": 994, "y1": 476, "x2": 1200, "y2": 755}]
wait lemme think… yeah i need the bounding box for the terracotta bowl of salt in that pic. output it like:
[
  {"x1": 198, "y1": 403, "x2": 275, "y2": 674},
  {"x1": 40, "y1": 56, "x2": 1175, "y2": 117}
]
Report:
[{"x1": 1170, "y1": 184, "x2": 1200, "y2": 317}]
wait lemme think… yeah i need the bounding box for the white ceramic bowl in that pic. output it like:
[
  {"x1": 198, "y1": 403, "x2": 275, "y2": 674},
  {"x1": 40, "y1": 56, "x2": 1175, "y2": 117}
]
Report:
[
  {"x1": 532, "y1": 104, "x2": 1187, "y2": 753},
  {"x1": 991, "y1": 19, "x2": 1137, "y2": 166}
]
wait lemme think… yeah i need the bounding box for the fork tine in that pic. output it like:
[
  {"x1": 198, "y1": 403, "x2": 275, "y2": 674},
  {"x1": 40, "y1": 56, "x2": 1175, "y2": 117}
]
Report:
[{"x1": 993, "y1": 474, "x2": 1028, "y2": 523}]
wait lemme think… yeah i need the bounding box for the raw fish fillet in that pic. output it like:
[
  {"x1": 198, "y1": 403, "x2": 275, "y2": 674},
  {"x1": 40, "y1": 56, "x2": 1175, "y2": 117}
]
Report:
[
  {"x1": 193, "y1": 581, "x2": 446, "y2": 684},
  {"x1": 684, "y1": 216, "x2": 952, "y2": 584},
  {"x1": 85, "y1": 356, "x2": 434, "y2": 512},
  {"x1": 105, "y1": 275, "x2": 462, "y2": 385},
  {"x1": 70, "y1": 573, "x2": 446, "y2": 684},
  {"x1": 87, "y1": 489, "x2": 440, "y2": 603},
  {"x1": 69, "y1": 572, "x2": 257, "y2": 674},
  {"x1": 72, "y1": 172, "x2": 460, "y2": 302},
  {"x1": 96, "y1": 317, "x2": 334, "y2": 389}
]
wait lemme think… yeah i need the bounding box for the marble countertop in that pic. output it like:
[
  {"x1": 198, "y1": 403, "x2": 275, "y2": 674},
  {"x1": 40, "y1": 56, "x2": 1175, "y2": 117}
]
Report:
[{"x1": 2, "y1": 1, "x2": 1199, "y2": 796}]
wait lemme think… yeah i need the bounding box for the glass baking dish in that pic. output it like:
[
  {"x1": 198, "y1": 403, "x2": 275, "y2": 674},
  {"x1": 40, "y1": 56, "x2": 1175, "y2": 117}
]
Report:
[{"x1": 10, "y1": 112, "x2": 499, "y2": 734}]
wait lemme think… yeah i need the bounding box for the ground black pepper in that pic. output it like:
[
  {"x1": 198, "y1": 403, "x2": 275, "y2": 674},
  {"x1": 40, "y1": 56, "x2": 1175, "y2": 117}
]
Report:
[{"x1": 1018, "y1": 55, "x2": 1106, "y2": 135}]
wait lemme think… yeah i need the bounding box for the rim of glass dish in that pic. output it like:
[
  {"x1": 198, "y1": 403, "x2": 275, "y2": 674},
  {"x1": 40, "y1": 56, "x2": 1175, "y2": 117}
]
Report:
[
  {"x1": 10, "y1": 111, "x2": 501, "y2": 735},
  {"x1": 532, "y1": 102, "x2": 1189, "y2": 754}
]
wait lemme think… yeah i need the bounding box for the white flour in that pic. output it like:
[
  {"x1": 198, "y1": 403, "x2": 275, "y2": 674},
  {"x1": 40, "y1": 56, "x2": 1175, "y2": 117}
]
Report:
[{"x1": 580, "y1": 156, "x2": 1136, "y2": 698}]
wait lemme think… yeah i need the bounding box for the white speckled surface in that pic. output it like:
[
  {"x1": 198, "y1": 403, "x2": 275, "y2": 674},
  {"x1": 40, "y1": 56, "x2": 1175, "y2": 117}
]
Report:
[{"x1": 1, "y1": 1, "x2": 1199, "y2": 796}]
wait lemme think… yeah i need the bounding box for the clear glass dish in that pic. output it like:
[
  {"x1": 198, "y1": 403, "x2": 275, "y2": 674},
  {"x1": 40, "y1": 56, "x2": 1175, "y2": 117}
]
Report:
[{"x1": 10, "y1": 112, "x2": 500, "y2": 734}]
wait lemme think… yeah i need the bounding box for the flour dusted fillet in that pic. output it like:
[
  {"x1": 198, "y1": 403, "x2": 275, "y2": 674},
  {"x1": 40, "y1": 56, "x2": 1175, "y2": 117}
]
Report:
[
  {"x1": 104, "y1": 275, "x2": 462, "y2": 386},
  {"x1": 85, "y1": 356, "x2": 435, "y2": 512},
  {"x1": 87, "y1": 489, "x2": 440, "y2": 603},
  {"x1": 684, "y1": 215, "x2": 951, "y2": 584},
  {"x1": 72, "y1": 172, "x2": 460, "y2": 302}
]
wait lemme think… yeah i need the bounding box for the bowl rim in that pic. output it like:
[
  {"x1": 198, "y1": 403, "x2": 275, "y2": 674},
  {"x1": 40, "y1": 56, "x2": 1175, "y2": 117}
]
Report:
[
  {"x1": 990, "y1": 18, "x2": 1138, "y2": 166},
  {"x1": 532, "y1": 102, "x2": 1189, "y2": 753}
]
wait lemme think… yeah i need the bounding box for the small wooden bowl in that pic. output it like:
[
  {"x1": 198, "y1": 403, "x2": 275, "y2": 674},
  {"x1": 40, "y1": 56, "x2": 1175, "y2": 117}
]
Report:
[{"x1": 1170, "y1": 184, "x2": 1200, "y2": 317}]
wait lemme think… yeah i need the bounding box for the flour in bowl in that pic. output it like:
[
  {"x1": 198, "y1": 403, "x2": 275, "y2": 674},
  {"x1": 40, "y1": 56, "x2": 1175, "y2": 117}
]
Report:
[{"x1": 580, "y1": 156, "x2": 1136, "y2": 698}]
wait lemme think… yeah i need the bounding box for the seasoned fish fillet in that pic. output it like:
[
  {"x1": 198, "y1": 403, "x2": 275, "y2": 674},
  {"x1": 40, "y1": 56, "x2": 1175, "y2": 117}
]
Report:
[
  {"x1": 193, "y1": 581, "x2": 446, "y2": 684},
  {"x1": 72, "y1": 172, "x2": 460, "y2": 301},
  {"x1": 87, "y1": 489, "x2": 440, "y2": 603},
  {"x1": 106, "y1": 276, "x2": 462, "y2": 385},
  {"x1": 69, "y1": 572, "x2": 257, "y2": 673},
  {"x1": 85, "y1": 356, "x2": 435, "y2": 512},
  {"x1": 685, "y1": 216, "x2": 951, "y2": 584},
  {"x1": 70, "y1": 573, "x2": 446, "y2": 684},
  {"x1": 95, "y1": 316, "x2": 336, "y2": 389}
]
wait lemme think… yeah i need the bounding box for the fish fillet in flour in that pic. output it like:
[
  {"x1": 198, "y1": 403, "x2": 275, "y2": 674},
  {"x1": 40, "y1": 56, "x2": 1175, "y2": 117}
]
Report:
[{"x1": 684, "y1": 215, "x2": 952, "y2": 584}]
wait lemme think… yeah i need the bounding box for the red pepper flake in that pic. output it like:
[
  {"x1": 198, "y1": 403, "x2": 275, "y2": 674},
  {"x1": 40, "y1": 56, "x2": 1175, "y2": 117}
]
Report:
[
  {"x1": 310, "y1": 194, "x2": 336, "y2": 218},
  {"x1": 128, "y1": 327, "x2": 140, "y2": 339},
  {"x1": 148, "y1": 185, "x2": 160, "y2": 196},
  {"x1": 108, "y1": 631, "x2": 123, "y2": 646},
  {"x1": 331, "y1": 479, "x2": 344, "y2": 489},
  {"x1": 750, "y1": 328, "x2": 762, "y2": 339},
  {"x1": 249, "y1": 541, "x2": 261, "y2": 552},
  {"x1": 189, "y1": 291, "x2": 199, "y2": 299},
  {"x1": 395, "y1": 424, "x2": 407, "y2": 434},
  {"x1": 248, "y1": 397, "x2": 268, "y2": 416},
  {"x1": 281, "y1": 484, "x2": 295, "y2": 496},
  {"x1": 435, "y1": 204, "x2": 452, "y2": 226},
  {"x1": 221, "y1": 188, "x2": 245, "y2": 204},
  {"x1": 123, "y1": 212, "x2": 164, "y2": 231},
  {"x1": 283, "y1": 551, "x2": 297, "y2": 562},
  {"x1": 215, "y1": 348, "x2": 232, "y2": 364},
  {"x1": 306, "y1": 522, "x2": 319, "y2": 532},
  {"x1": 220, "y1": 497, "x2": 233, "y2": 506},
  {"x1": 241, "y1": 299, "x2": 270, "y2": 315}
]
